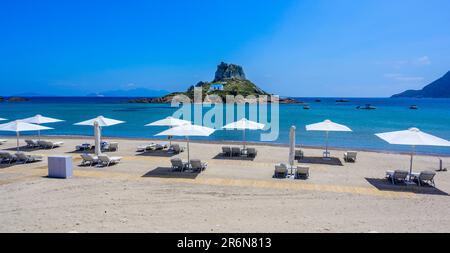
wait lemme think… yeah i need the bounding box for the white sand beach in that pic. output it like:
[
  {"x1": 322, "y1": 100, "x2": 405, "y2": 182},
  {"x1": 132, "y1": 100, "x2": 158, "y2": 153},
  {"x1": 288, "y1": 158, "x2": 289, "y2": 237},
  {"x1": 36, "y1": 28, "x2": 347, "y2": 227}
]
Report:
[{"x1": 0, "y1": 136, "x2": 449, "y2": 233}]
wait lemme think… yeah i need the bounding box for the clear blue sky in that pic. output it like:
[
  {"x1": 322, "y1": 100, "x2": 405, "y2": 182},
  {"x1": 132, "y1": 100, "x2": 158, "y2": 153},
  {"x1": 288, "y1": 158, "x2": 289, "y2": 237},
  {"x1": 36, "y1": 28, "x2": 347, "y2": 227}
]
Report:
[{"x1": 1, "y1": 0, "x2": 450, "y2": 97}]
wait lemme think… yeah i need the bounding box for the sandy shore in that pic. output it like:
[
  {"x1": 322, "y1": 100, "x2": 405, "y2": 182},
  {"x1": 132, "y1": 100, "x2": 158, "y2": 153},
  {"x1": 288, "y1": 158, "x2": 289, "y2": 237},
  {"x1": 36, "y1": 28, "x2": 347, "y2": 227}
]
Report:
[{"x1": 1, "y1": 136, "x2": 449, "y2": 232}]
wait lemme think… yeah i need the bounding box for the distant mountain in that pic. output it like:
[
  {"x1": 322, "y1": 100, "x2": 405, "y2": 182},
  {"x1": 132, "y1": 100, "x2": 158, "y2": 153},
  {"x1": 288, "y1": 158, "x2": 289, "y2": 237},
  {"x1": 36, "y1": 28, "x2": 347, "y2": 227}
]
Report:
[
  {"x1": 87, "y1": 88, "x2": 169, "y2": 97},
  {"x1": 392, "y1": 71, "x2": 450, "y2": 98}
]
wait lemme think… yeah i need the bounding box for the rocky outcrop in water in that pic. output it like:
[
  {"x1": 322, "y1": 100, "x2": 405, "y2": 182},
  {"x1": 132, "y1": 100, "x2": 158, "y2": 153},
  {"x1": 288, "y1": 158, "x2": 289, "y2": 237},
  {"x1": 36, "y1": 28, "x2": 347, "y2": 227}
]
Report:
[
  {"x1": 8, "y1": 96, "x2": 29, "y2": 102},
  {"x1": 0, "y1": 96, "x2": 29, "y2": 102},
  {"x1": 214, "y1": 62, "x2": 246, "y2": 81},
  {"x1": 128, "y1": 62, "x2": 304, "y2": 104}
]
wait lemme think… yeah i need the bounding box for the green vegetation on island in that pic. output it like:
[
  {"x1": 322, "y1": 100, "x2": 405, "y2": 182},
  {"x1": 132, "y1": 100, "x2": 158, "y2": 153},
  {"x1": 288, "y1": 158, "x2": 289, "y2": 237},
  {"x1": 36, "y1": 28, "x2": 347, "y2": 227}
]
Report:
[{"x1": 129, "y1": 62, "x2": 303, "y2": 104}]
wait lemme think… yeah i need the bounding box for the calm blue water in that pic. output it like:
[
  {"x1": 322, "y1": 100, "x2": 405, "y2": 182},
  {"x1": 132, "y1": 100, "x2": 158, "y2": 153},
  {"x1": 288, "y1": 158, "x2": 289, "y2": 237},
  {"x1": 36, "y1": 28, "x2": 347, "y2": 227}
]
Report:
[{"x1": 1, "y1": 96, "x2": 450, "y2": 155}]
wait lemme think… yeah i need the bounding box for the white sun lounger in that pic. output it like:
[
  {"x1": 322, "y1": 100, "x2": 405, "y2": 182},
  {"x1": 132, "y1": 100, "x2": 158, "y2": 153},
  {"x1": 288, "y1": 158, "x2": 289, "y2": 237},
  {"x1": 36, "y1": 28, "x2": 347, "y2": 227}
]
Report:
[
  {"x1": 80, "y1": 153, "x2": 99, "y2": 166},
  {"x1": 15, "y1": 152, "x2": 43, "y2": 164},
  {"x1": 98, "y1": 155, "x2": 122, "y2": 167},
  {"x1": 0, "y1": 151, "x2": 17, "y2": 164},
  {"x1": 25, "y1": 139, "x2": 40, "y2": 148},
  {"x1": 137, "y1": 143, "x2": 156, "y2": 152},
  {"x1": 386, "y1": 170, "x2": 409, "y2": 185},
  {"x1": 274, "y1": 163, "x2": 288, "y2": 178},
  {"x1": 38, "y1": 140, "x2": 64, "y2": 149}
]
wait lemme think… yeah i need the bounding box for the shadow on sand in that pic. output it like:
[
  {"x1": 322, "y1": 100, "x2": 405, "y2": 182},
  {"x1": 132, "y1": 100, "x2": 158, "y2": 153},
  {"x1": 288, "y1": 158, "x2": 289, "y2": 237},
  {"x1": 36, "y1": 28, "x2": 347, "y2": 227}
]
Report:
[
  {"x1": 2, "y1": 146, "x2": 41, "y2": 152},
  {"x1": 212, "y1": 153, "x2": 255, "y2": 161},
  {"x1": 66, "y1": 149, "x2": 95, "y2": 154},
  {"x1": 135, "y1": 150, "x2": 178, "y2": 158},
  {"x1": 142, "y1": 167, "x2": 199, "y2": 179},
  {"x1": 297, "y1": 156, "x2": 343, "y2": 166},
  {"x1": 365, "y1": 178, "x2": 449, "y2": 196},
  {"x1": 0, "y1": 163, "x2": 17, "y2": 169}
]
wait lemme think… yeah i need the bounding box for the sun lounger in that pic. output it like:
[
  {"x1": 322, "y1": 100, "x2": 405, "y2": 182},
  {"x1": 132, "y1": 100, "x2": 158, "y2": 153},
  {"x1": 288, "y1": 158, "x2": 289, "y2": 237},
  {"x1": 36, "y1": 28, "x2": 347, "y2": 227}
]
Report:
[
  {"x1": 231, "y1": 147, "x2": 241, "y2": 157},
  {"x1": 170, "y1": 158, "x2": 187, "y2": 171},
  {"x1": 189, "y1": 159, "x2": 207, "y2": 172},
  {"x1": 97, "y1": 155, "x2": 122, "y2": 167},
  {"x1": 222, "y1": 146, "x2": 232, "y2": 157},
  {"x1": 15, "y1": 152, "x2": 43, "y2": 164},
  {"x1": 37, "y1": 140, "x2": 49, "y2": 148},
  {"x1": 344, "y1": 151, "x2": 357, "y2": 162},
  {"x1": 168, "y1": 144, "x2": 184, "y2": 154},
  {"x1": 411, "y1": 171, "x2": 436, "y2": 187},
  {"x1": 247, "y1": 147, "x2": 257, "y2": 158},
  {"x1": 38, "y1": 140, "x2": 64, "y2": 149},
  {"x1": 386, "y1": 170, "x2": 409, "y2": 185},
  {"x1": 274, "y1": 163, "x2": 288, "y2": 178},
  {"x1": 76, "y1": 143, "x2": 92, "y2": 151},
  {"x1": 0, "y1": 151, "x2": 17, "y2": 164},
  {"x1": 80, "y1": 153, "x2": 99, "y2": 166},
  {"x1": 295, "y1": 166, "x2": 310, "y2": 179},
  {"x1": 136, "y1": 143, "x2": 156, "y2": 152},
  {"x1": 295, "y1": 149, "x2": 304, "y2": 159},
  {"x1": 154, "y1": 143, "x2": 168, "y2": 150},
  {"x1": 25, "y1": 139, "x2": 40, "y2": 148},
  {"x1": 102, "y1": 142, "x2": 119, "y2": 152}
]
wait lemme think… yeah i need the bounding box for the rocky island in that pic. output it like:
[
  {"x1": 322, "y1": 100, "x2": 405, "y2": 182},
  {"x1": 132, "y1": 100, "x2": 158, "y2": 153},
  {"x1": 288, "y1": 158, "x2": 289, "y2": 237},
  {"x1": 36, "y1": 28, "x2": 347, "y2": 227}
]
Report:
[
  {"x1": 129, "y1": 62, "x2": 304, "y2": 104},
  {"x1": 0, "y1": 96, "x2": 30, "y2": 102},
  {"x1": 392, "y1": 70, "x2": 450, "y2": 98}
]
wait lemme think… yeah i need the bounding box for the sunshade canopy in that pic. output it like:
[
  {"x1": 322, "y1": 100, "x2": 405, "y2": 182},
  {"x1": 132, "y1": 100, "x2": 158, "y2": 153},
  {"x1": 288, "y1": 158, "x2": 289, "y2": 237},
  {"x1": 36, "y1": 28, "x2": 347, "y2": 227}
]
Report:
[
  {"x1": 222, "y1": 118, "x2": 265, "y2": 130},
  {"x1": 306, "y1": 119, "x2": 352, "y2": 132},
  {"x1": 74, "y1": 116, "x2": 125, "y2": 127},
  {"x1": 0, "y1": 117, "x2": 7, "y2": 121},
  {"x1": 155, "y1": 124, "x2": 215, "y2": 137},
  {"x1": 0, "y1": 120, "x2": 53, "y2": 132},
  {"x1": 145, "y1": 116, "x2": 191, "y2": 127},
  {"x1": 375, "y1": 128, "x2": 450, "y2": 147},
  {"x1": 21, "y1": 114, "x2": 64, "y2": 124}
]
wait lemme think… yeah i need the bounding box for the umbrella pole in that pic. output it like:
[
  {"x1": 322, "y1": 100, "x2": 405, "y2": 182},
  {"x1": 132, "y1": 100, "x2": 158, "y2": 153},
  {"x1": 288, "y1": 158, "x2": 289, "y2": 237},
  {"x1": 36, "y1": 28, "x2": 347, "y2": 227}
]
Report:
[
  {"x1": 409, "y1": 145, "x2": 415, "y2": 181},
  {"x1": 325, "y1": 131, "x2": 329, "y2": 158},
  {"x1": 16, "y1": 131, "x2": 20, "y2": 152},
  {"x1": 169, "y1": 126, "x2": 172, "y2": 146},
  {"x1": 243, "y1": 129, "x2": 246, "y2": 150},
  {"x1": 187, "y1": 136, "x2": 190, "y2": 170}
]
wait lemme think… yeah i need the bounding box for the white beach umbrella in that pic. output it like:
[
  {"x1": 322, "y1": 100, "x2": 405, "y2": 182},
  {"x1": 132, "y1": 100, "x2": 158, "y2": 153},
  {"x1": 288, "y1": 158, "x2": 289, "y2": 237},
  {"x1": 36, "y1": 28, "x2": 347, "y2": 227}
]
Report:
[
  {"x1": 145, "y1": 116, "x2": 191, "y2": 127},
  {"x1": 0, "y1": 120, "x2": 53, "y2": 151},
  {"x1": 289, "y1": 126, "x2": 296, "y2": 174},
  {"x1": 222, "y1": 118, "x2": 265, "y2": 149},
  {"x1": 0, "y1": 118, "x2": 7, "y2": 121},
  {"x1": 74, "y1": 116, "x2": 125, "y2": 152},
  {"x1": 21, "y1": 114, "x2": 64, "y2": 140},
  {"x1": 155, "y1": 124, "x2": 215, "y2": 168},
  {"x1": 306, "y1": 119, "x2": 352, "y2": 159},
  {"x1": 145, "y1": 116, "x2": 191, "y2": 145},
  {"x1": 375, "y1": 127, "x2": 450, "y2": 179},
  {"x1": 74, "y1": 116, "x2": 124, "y2": 127}
]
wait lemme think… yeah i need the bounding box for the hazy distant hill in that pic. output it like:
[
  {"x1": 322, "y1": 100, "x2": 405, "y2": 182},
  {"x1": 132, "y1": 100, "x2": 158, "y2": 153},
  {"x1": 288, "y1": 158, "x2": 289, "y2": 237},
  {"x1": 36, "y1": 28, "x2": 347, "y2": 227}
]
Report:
[
  {"x1": 87, "y1": 88, "x2": 169, "y2": 97},
  {"x1": 12, "y1": 92, "x2": 45, "y2": 97},
  {"x1": 392, "y1": 71, "x2": 450, "y2": 98}
]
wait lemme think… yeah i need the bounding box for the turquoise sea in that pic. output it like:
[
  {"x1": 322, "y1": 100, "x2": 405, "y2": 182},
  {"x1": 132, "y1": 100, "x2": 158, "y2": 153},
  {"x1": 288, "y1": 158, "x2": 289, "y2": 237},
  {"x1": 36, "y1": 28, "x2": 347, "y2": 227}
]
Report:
[{"x1": 1, "y1": 97, "x2": 450, "y2": 155}]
